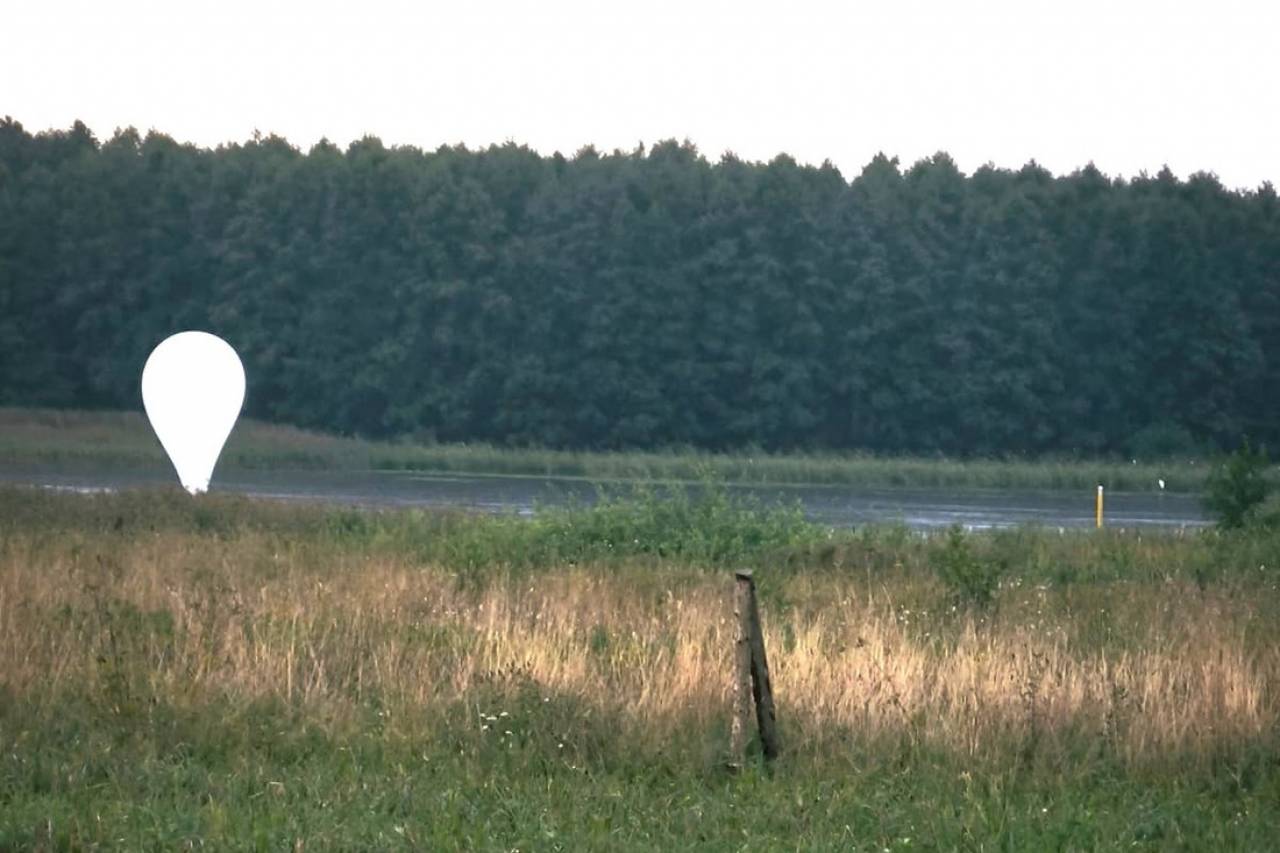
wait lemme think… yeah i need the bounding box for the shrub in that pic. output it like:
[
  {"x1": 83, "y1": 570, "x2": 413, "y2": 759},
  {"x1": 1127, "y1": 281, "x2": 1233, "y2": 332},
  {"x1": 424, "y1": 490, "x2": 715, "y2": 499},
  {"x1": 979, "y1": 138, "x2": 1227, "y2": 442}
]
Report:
[
  {"x1": 1203, "y1": 442, "x2": 1271, "y2": 530},
  {"x1": 933, "y1": 525, "x2": 1003, "y2": 608},
  {"x1": 524, "y1": 476, "x2": 819, "y2": 568}
]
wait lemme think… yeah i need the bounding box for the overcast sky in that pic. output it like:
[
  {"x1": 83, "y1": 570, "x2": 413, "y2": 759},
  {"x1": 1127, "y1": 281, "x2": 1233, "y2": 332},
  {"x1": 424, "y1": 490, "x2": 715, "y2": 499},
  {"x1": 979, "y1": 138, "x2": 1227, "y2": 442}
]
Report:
[{"x1": 6, "y1": 0, "x2": 1278, "y2": 189}]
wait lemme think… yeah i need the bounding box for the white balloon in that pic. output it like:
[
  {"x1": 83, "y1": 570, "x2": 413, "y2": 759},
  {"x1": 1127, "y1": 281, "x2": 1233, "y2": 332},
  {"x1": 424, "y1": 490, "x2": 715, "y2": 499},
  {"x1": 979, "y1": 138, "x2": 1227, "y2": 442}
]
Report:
[{"x1": 141, "y1": 331, "x2": 246, "y2": 495}]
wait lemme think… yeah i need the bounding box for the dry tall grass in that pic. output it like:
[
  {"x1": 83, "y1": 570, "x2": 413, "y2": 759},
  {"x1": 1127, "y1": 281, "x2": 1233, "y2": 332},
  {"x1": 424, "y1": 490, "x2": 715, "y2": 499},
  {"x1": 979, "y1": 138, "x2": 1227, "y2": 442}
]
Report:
[{"x1": 2, "y1": 527, "x2": 1276, "y2": 771}]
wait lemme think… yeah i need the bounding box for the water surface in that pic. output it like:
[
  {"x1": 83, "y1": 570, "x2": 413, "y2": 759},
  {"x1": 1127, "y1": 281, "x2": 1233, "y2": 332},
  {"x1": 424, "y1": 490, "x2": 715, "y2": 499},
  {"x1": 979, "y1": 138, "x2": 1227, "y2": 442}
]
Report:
[{"x1": 2, "y1": 467, "x2": 1206, "y2": 530}]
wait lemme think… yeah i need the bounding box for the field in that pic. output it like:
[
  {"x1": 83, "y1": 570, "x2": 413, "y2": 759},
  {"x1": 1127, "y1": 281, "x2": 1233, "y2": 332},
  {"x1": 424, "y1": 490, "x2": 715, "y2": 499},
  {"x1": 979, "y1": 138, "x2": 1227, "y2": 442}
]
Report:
[
  {"x1": 2, "y1": 485, "x2": 1278, "y2": 849},
  {"x1": 0, "y1": 406, "x2": 1224, "y2": 493}
]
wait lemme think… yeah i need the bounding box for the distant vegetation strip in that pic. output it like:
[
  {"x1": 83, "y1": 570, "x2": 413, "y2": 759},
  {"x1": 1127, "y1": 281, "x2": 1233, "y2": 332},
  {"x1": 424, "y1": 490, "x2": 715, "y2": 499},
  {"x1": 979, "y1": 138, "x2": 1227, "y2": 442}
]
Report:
[
  {"x1": 1, "y1": 407, "x2": 1234, "y2": 492},
  {"x1": 0, "y1": 407, "x2": 1246, "y2": 493}
]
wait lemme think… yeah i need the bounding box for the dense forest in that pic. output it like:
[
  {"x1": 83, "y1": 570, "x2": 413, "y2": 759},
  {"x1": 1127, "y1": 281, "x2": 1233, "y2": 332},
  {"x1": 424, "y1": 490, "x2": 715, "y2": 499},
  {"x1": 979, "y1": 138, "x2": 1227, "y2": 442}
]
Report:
[{"x1": 1, "y1": 118, "x2": 1277, "y2": 456}]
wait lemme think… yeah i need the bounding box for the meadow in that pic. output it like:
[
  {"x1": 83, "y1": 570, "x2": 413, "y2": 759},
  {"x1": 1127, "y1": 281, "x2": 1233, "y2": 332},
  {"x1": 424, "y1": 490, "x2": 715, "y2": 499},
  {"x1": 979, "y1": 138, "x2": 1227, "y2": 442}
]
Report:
[
  {"x1": 0, "y1": 406, "x2": 1221, "y2": 492},
  {"x1": 1, "y1": 485, "x2": 1278, "y2": 849}
]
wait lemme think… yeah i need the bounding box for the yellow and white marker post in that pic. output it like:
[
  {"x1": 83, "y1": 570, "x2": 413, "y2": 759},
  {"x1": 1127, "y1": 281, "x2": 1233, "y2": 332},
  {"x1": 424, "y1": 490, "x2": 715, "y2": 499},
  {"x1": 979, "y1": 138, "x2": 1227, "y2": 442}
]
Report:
[{"x1": 1095, "y1": 485, "x2": 1104, "y2": 529}]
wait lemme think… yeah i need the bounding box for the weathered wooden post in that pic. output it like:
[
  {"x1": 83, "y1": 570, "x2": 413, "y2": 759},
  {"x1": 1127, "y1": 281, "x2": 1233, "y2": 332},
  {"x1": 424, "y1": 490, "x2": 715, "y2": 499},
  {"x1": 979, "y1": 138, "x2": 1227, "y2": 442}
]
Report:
[
  {"x1": 743, "y1": 570, "x2": 779, "y2": 760},
  {"x1": 729, "y1": 570, "x2": 754, "y2": 767},
  {"x1": 729, "y1": 569, "x2": 779, "y2": 767}
]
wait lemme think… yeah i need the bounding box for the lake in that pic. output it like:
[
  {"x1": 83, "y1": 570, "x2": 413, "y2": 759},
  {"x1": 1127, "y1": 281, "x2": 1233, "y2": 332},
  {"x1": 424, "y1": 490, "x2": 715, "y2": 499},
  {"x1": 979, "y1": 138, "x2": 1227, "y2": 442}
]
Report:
[{"x1": 2, "y1": 468, "x2": 1207, "y2": 530}]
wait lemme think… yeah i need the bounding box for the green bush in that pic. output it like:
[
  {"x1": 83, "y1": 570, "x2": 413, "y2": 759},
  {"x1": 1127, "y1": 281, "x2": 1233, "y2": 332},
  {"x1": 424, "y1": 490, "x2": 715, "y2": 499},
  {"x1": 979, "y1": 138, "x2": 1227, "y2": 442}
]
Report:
[
  {"x1": 366, "y1": 475, "x2": 826, "y2": 574},
  {"x1": 1203, "y1": 442, "x2": 1271, "y2": 529},
  {"x1": 512, "y1": 477, "x2": 821, "y2": 569},
  {"x1": 933, "y1": 525, "x2": 1004, "y2": 608}
]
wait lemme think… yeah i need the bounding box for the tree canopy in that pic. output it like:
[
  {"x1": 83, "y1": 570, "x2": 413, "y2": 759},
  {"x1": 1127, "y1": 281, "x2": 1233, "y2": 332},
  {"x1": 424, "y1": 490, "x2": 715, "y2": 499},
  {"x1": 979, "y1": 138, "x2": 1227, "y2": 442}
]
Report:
[{"x1": 2, "y1": 118, "x2": 1277, "y2": 456}]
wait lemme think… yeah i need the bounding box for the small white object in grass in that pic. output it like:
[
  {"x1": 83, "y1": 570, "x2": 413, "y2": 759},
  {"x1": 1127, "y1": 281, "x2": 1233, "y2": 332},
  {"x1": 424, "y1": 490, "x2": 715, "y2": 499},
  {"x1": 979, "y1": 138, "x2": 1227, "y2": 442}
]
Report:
[
  {"x1": 1158, "y1": 478, "x2": 1165, "y2": 490},
  {"x1": 141, "y1": 331, "x2": 245, "y2": 495}
]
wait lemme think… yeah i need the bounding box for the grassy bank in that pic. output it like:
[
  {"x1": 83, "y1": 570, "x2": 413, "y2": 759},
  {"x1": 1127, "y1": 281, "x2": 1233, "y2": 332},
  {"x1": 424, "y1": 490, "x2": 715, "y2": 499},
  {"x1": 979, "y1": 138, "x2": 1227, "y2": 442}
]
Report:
[
  {"x1": 0, "y1": 407, "x2": 370, "y2": 472},
  {"x1": 2, "y1": 486, "x2": 1278, "y2": 848},
  {"x1": 0, "y1": 406, "x2": 1232, "y2": 492}
]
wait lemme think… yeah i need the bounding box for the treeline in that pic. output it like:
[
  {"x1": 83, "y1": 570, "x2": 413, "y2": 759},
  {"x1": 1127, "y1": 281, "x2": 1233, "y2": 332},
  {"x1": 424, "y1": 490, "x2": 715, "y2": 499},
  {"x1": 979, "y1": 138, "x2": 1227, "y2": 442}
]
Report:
[{"x1": 2, "y1": 118, "x2": 1278, "y2": 456}]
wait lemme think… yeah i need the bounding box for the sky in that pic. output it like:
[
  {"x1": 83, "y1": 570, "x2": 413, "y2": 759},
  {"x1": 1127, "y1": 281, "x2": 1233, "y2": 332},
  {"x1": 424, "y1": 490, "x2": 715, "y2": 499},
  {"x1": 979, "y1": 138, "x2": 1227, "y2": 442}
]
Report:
[{"x1": 5, "y1": 0, "x2": 1278, "y2": 190}]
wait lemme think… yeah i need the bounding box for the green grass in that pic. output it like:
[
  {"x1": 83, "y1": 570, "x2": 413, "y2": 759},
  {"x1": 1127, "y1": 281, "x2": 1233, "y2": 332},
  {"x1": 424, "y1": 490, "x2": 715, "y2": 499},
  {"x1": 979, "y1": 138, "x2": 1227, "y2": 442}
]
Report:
[
  {"x1": 5, "y1": 695, "x2": 1276, "y2": 850},
  {"x1": 1, "y1": 405, "x2": 1245, "y2": 493},
  {"x1": 2, "y1": 486, "x2": 1279, "y2": 848},
  {"x1": 0, "y1": 406, "x2": 369, "y2": 472}
]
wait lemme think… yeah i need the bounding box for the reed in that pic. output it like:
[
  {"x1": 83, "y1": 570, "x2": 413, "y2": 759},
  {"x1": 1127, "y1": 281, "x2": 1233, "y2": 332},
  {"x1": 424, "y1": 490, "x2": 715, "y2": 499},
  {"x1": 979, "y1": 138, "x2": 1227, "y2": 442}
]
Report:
[
  {"x1": 1, "y1": 405, "x2": 1228, "y2": 491},
  {"x1": 3, "y1": 528, "x2": 1274, "y2": 768}
]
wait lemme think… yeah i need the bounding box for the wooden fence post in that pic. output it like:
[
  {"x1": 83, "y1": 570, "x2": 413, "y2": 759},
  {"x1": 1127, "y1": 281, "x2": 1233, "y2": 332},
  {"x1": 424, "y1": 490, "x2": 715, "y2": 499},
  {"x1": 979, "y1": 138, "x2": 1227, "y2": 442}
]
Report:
[
  {"x1": 729, "y1": 570, "x2": 754, "y2": 768},
  {"x1": 743, "y1": 570, "x2": 780, "y2": 760},
  {"x1": 729, "y1": 569, "x2": 780, "y2": 766}
]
